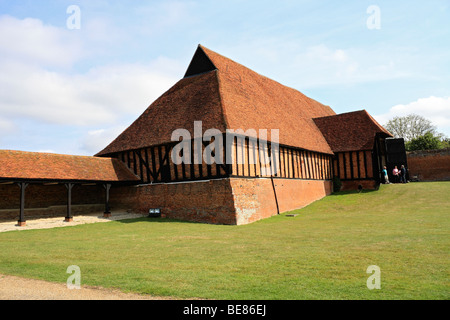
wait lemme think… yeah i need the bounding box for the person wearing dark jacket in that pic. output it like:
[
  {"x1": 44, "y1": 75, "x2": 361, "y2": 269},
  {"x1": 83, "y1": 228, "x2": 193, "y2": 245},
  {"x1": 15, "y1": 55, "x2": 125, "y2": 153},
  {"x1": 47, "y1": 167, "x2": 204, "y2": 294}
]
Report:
[{"x1": 400, "y1": 165, "x2": 407, "y2": 183}]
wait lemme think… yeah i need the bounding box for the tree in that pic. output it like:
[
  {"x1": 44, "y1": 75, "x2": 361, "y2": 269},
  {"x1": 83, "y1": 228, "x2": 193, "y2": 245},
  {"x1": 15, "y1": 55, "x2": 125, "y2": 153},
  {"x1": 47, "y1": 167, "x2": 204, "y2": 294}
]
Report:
[
  {"x1": 441, "y1": 138, "x2": 450, "y2": 149},
  {"x1": 384, "y1": 114, "x2": 438, "y2": 142},
  {"x1": 405, "y1": 132, "x2": 442, "y2": 151}
]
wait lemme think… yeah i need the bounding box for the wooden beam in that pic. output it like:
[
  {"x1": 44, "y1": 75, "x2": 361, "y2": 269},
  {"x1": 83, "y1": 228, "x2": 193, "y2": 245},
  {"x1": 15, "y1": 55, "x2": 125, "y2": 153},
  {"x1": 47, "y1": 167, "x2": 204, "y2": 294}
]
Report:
[
  {"x1": 103, "y1": 183, "x2": 112, "y2": 217},
  {"x1": 137, "y1": 148, "x2": 156, "y2": 182},
  {"x1": 17, "y1": 182, "x2": 28, "y2": 227},
  {"x1": 65, "y1": 183, "x2": 75, "y2": 222},
  {"x1": 270, "y1": 176, "x2": 280, "y2": 215},
  {"x1": 349, "y1": 151, "x2": 354, "y2": 180}
]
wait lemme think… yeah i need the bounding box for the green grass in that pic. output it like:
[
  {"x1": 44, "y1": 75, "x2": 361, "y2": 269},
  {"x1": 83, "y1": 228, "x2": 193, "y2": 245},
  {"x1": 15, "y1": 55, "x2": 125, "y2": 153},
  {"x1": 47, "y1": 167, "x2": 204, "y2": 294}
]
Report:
[{"x1": 0, "y1": 182, "x2": 448, "y2": 299}]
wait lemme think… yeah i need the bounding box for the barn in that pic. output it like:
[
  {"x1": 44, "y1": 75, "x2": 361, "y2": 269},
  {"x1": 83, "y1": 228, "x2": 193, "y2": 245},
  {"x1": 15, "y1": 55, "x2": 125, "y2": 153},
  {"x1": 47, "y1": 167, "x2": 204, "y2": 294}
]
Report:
[{"x1": 0, "y1": 45, "x2": 394, "y2": 226}]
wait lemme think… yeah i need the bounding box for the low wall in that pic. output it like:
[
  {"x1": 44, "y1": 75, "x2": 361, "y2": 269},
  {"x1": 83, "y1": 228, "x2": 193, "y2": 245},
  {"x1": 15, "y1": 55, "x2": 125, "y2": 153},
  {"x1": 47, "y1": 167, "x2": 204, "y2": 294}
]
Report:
[
  {"x1": 230, "y1": 178, "x2": 333, "y2": 225},
  {"x1": 341, "y1": 179, "x2": 377, "y2": 191},
  {"x1": 407, "y1": 149, "x2": 450, "y2": 181},
  {"x1": 110, "y1": 179, "x2": 237, "y2": 225},
  {"x1": 110, "y1": 178, "x2": 332, "y2": 225}
]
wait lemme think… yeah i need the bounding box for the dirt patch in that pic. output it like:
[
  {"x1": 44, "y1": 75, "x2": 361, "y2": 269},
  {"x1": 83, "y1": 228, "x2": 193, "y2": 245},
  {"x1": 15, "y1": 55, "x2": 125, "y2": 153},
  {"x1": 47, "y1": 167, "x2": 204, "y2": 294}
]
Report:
[{"x1": 0, "y1": 274, "x2": 177, "y2": 300}]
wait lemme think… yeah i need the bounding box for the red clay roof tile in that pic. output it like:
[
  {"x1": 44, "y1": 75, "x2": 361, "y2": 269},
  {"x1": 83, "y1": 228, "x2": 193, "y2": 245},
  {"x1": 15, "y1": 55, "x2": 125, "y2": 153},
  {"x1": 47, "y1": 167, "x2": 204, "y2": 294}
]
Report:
[
  {"x1": 200, "y1": 45, "x2": 336, "y2": 154},
  {"x1": 313, "y1": 110, "x2": 393, "y2": 153},
  {"x1": 0, "y1": 150, "x2": 139, "y2": 182}
]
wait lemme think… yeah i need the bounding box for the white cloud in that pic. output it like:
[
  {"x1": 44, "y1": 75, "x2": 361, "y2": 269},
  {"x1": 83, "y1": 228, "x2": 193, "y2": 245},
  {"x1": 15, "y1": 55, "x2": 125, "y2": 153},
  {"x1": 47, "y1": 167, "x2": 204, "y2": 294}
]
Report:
[
  {"x1": 0, "y1": 16, "x2": 179, "y2": 127},
  {"x1": 374, "y1": 96, "x2": 450, "y2": 137},
  {"x1": 0, "y1": 15, "x2": 83, "y2": 68},
  {"x1": 290, "y1": 44, "x2": 412, "y2": 87},
  {"x1": 81, "y1": 126, "x2": 127, "y2": 155},
  {"x1": 0, "y1": 15, "x2": 184, "y2": 155},
  {"x1": 0, "y1": 62, "x2": 174, "y2": 126},
  {"x1": 222, "y1": 40, "x2": 413, "y2": 89}
]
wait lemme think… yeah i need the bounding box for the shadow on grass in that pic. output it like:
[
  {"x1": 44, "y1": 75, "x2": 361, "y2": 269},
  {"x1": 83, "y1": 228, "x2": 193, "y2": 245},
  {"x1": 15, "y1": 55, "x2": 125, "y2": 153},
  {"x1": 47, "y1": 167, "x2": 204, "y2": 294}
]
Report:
[
  {"x1": 116, "y1": 185, "x2": 393, "y2": 226},
  {"x1": 115, "y1": 216, "x2": 213, "y2": 225},
  {"x1": 329, "y1": 188, "x2": 379, "y2": 196}
]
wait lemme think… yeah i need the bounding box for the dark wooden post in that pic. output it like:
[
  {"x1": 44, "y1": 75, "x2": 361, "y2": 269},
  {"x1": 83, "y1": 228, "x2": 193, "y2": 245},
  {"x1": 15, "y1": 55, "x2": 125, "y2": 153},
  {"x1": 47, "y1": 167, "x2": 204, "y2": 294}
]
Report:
[
  {"x1": 270, "y1": 176, "x2": 280, "y2": 215},
  {"x1": 17, "y1": 182, "x2": 29, "y2": 227},
  {"x1": 103, "y1": 183, "x2": 112, "y2": 218},
  {"x1": 65, "y1": 183, "x2": 74, "y2": 222}
]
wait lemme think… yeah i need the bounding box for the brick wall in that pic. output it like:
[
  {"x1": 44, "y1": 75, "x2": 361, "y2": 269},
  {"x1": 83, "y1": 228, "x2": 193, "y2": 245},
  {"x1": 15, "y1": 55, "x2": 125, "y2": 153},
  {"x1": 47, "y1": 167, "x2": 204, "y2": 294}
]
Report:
[
  {"x1": 109, "y1": 179, "x2": 237, "y2": 225},
  {"x1": 1, "y1": 178, "x2": 333, "y2": 224},
  {"x1": 407, "y1": 149, "x2": 450, "y2": 181},
  {"x1": 340, "y1": 179, "x2": 377, "y2": 191},
  {"x1": 109, "y1": 177, "x2": 332, "y2": 225},
  {"x1": 230, "y1": 178, "x2": 332, "y2": 225},
  {"x1": 0, "y1": 184, "x2": 105, "y2": 221}
]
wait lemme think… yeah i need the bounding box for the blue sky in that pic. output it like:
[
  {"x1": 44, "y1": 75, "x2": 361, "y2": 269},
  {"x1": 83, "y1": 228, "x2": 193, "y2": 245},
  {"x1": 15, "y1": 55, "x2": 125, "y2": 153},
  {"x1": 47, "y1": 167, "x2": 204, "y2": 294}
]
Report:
[{"x1": 0, "y1": 0, "x2": 449, "y2": 155}]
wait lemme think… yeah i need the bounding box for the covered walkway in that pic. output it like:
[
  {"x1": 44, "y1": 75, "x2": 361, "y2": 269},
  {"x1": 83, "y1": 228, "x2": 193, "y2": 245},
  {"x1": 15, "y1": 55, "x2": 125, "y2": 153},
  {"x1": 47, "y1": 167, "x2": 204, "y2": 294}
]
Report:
[{"x1": 0, "y1": 150, "x2": 140, "y2": 226}]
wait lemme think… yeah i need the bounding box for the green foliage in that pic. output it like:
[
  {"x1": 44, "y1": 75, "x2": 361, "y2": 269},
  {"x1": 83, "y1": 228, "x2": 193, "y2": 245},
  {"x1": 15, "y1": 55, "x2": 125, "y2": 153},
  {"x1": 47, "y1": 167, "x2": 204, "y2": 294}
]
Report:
[
  {"x1": 406, "y1": 132, "x2": 444, "y2": 151},
  {"x1": 441, "y1": 138, "x2": 450, "y2": 149}
]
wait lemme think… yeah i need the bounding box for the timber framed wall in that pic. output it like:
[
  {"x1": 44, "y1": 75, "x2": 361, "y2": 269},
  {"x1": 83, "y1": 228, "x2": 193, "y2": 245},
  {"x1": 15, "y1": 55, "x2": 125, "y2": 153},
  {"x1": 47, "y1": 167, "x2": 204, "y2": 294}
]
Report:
[
  {"x1": 333, "y1": 150, "x2": 373, "y2": 181},
  {"x1": 230, "y1": 135, "x2": 333, "y2": 181},
  {"x1": 332, "y1": 150, "x2": 377, "y2": 190},
  {"x1": 110, "y1": 141, "x2": 229, "y2": 184},
  {"x1": 110, "y1": 133, "x2": 334, "y2": 185},
  {"x1": 330, "y1": 134, "x2": 390, "y2": 190}
]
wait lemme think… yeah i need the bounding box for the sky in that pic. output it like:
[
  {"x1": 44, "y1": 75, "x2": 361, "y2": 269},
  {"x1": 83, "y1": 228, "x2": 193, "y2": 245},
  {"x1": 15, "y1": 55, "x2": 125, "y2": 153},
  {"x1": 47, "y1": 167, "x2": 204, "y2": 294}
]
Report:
[{"x1": 0, "y1": 0, "x2": 449, "y2": 156}]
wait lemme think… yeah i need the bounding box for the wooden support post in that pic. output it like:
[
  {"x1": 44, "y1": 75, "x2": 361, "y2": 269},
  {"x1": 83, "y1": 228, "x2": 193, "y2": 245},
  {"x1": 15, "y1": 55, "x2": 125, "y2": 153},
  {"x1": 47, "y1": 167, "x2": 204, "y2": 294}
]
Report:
[
  {"x1": 103, "y1": 183, "x2": 112, "y2": 218},
  {"x1": 17, "y1": 182, "x2": 29, "y2": 227},
  {"x1": 65, "y1": 183, "x2": 74, "y2": 222},
  {"x1": 270, "y1": 176, "x2": 280, "y2": 215}
]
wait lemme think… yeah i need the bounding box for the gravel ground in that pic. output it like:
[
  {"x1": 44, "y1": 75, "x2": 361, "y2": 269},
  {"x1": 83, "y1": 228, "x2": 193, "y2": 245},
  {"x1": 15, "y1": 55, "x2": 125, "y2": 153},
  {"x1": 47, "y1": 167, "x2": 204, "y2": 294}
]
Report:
[
  {"x1": 0, "y1": 274, "x2": 171, "y2": 300},
  {"x1": 0, "y1": 211, "x2": 147, "y2": 233}
]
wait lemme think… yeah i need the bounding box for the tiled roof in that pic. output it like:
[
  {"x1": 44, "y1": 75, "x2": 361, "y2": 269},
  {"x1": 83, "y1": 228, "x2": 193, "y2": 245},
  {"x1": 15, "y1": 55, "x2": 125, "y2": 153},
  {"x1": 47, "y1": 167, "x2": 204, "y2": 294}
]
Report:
[
  {"x1": 200, "y1": 45, "x2": 335, "y2": 154},
  {"x1": 97, "y1": 45, "x2": 335, "y2": 156},
  {"x1": 0, "y1": 150, "x2": 139, "y2": 182},
  {"x1": 313, "y1": 110, "x2": 393, "y2": 153}
]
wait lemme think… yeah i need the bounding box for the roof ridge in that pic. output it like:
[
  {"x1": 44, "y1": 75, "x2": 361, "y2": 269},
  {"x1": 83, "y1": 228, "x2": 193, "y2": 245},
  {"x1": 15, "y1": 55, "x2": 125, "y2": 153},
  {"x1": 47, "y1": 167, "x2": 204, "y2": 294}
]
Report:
[
  {"x1": 363, "y1": 109, "x2": 392, "y2": 135},
  {"x1": 313, "y1": 109, "x2": 366, "y2": 120},
  {"x1": 213, "y1": 70, "x2": 231, "y2": 132},
  {"x1": 200, "y1": 45, "x2": 334, "y2": 113},
  {"x1": 0, "y1": 149, "x2": 106, "y2": 159}
]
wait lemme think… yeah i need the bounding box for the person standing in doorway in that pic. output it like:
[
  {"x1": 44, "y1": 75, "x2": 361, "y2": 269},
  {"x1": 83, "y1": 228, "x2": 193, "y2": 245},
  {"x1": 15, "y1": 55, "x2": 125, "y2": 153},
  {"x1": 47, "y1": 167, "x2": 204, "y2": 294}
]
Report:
[
  {"x1": 392, "y1": 166, "x2": 399, "y2": 183},
  {"x1": 400, "y1": 165, "x2": 407, "y2": 183},
  {"x1": 382, "y1": 166, "x2": 390, "y2": 184}
]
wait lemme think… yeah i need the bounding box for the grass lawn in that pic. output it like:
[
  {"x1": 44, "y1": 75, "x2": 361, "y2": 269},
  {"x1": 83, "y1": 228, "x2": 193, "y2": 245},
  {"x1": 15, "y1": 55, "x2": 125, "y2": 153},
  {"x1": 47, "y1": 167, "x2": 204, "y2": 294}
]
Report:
[{"x1": 0, "y1": 181, "x2": 448, "y2": 299}]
